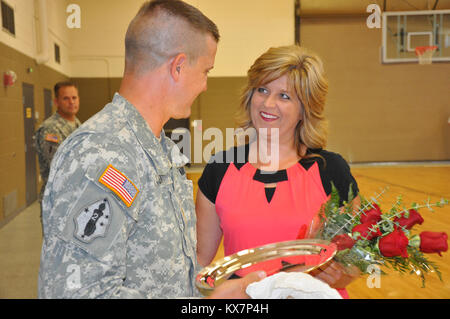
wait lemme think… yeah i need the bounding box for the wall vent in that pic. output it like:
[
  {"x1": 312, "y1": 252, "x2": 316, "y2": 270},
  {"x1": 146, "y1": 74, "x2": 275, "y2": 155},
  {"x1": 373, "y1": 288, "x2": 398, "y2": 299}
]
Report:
[{"x1": 1, "y1": 0, "x2": 15, "y2": 36}]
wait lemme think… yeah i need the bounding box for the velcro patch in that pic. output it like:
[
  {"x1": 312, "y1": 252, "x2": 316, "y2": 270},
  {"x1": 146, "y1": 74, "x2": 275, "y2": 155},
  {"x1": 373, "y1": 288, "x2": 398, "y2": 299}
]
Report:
[
  {"x1": 45, "y1": 133, "x2": 59, "y2": 143},
  {"x1": 74, "y1": 198, "x2": 111, "y2": 243},
  {"x1": 98, "y1": 164, "x2": 139, "y2": 207}
]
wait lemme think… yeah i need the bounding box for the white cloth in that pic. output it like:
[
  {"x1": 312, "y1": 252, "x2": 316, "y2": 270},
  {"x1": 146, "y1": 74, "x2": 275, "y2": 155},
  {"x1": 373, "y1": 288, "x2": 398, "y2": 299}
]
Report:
[{"x1": 246, "y1": 272, "x2": 342, "y2": 299}]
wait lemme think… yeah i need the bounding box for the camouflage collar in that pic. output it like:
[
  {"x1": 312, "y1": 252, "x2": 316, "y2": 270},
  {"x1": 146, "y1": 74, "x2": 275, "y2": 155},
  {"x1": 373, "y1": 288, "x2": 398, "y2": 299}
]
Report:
[
  {"x1": 164, "y1": 135, "x2": 190, "y2": 169},
  {"x1": 52, "y1": 112, "x2": 81, "y2": 126}
]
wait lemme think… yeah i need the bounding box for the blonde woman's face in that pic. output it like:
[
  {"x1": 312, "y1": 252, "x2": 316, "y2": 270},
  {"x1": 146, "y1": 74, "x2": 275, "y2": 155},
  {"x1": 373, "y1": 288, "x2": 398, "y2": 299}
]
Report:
[{"x1": 250, "y1": 74, "x2": 303, "y2": 143}]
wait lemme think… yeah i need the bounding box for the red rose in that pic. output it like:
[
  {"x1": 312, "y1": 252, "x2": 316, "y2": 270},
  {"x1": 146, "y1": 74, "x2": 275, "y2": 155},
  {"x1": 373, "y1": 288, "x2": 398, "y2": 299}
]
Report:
[
  {"x1": 352, "y1": 222, "x2": 382, "y2": 241},
  {"x1": 331, "y1": 234, "x2": 355, "y2": 251},
  {"x1": 419, "y1": 231, "x2": 448, "y2": 256},
  {"x1": 394, "y1": 209, "x2": 424, "y2": 230},
  {"x1": 360, "y1": 204, "x2": 382, "y2": 224},
  {"x1": 378, "y1": 229, "x2": 409, "y2": 258}
]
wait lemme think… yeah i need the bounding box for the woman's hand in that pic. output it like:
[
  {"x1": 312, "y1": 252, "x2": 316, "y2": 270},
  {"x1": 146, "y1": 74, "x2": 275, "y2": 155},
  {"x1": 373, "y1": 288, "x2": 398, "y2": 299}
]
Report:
[{"x1": 309, "y1": 260, "x2": 360, "y2": 289}]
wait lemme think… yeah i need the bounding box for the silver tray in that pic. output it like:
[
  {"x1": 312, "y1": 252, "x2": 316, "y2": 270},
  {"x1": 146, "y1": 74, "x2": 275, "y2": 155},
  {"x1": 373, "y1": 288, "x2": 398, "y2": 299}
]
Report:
[{"x1": 196, "y1": 239, "x2": 337, "y2": 296}]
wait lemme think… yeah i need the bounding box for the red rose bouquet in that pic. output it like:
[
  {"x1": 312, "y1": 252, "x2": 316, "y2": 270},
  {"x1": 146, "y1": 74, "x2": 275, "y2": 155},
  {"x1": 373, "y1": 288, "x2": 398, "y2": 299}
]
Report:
[{"x1": 310, "y1": 185, "x2": 448, "y2": 286}]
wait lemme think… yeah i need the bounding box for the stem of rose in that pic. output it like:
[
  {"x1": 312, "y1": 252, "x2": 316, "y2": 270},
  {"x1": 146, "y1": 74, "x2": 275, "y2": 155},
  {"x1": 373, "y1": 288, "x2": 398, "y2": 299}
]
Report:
[
  {"x1": 331, "y1": 188, "x2": 388, "y2": 238},
  {"x1": 332, "y1": 194, "x2": 444, "y2": 240}
]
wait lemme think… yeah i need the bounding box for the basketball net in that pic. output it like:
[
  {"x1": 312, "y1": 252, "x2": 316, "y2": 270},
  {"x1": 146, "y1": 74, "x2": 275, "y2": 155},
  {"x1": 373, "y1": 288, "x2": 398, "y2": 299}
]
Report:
[{"x1": 415, "y1": 46, "x2": 438, "y2": 65}]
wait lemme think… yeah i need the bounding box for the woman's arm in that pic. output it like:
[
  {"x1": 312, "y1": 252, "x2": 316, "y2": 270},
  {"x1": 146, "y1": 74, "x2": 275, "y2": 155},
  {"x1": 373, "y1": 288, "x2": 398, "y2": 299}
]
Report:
[{"x1": 196, "y1": 189, "x2": 223, "y2": 267}]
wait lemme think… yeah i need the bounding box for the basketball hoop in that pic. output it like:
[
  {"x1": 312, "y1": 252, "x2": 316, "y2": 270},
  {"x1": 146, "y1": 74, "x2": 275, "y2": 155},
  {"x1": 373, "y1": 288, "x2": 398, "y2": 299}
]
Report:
[{"x1": 415, "y1": 46, "x2": 438, "y2": 64}]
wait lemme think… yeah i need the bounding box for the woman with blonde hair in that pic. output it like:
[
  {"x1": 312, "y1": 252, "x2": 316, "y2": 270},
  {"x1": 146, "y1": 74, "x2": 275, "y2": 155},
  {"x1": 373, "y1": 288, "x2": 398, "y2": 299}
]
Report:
[{"x1": 196, "y1": 45, "x2": 360, "y2": 298}]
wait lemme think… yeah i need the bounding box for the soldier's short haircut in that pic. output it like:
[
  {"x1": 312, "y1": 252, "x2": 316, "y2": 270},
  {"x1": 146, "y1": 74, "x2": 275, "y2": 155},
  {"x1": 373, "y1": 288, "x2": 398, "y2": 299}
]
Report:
[
  {"x1": 124, "y1": 0, "x2": 220, "y2": 75},
  {"x1": 54, "y1": 81, "x2": 78, "y2": 98}
]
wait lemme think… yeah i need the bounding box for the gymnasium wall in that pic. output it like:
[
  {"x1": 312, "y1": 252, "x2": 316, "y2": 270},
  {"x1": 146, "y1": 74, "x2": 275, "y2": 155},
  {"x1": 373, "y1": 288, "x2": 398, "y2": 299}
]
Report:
[
  {"x1": 0, "y1": 42, "x2": 69, "y2": 225},
  {"x1": 70, "y1": 11, "x2": 449, "y2": 165},
  {"x1": 0, "y1": 0, "x2": 72, "y2": 76},
  {"x1": 0, "y1": 0, "x2": 71, "y2": 224},
  {"x1": 300, "y1": 16, "x2": 450, "y2": 162},
  {"x1": 69, "y1": 0, "x2": 294, "y2": 78}
]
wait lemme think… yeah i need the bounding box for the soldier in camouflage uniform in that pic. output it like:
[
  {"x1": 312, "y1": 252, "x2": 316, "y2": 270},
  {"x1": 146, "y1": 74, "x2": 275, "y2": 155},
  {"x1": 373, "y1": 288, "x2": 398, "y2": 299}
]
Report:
[
  {"x1": 38, "y1": 0, "x2": 265, "y2": 299},
  {"x1": 34, "y1": 82, "x2": 81, "y2": 230}
]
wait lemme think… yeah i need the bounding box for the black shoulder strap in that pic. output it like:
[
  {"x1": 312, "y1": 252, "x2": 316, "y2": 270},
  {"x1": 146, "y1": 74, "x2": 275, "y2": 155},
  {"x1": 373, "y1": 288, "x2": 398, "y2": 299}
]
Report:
[
  {"x1": 299, "y1": 149, "x2": 359, "y2": 205},
  {"x1": 197, "y1": 145, "x2": 249, "y2": 204}
]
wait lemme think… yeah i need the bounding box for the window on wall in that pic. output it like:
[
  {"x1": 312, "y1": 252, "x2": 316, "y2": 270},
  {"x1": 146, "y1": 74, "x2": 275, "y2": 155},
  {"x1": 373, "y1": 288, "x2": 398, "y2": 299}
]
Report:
[
  {"x1": 54, "y1": 43, "x2": 60, "y2": 64},
  {"x1": 1, "y1": 0, "x2": 15, "y2": 36}
]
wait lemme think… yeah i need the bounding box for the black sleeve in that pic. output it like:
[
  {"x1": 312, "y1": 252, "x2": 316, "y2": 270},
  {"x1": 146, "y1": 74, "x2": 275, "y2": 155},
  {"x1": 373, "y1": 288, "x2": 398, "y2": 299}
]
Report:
[
  {"x1": 197, "y1": 151, "x2": 230, "y2": 204},
  {"x1": 316, "y1": 150, "x2": 359, "y2": 206},
  {"x1": 198, "y1": 145, "x2": 248, "y2": 204}
]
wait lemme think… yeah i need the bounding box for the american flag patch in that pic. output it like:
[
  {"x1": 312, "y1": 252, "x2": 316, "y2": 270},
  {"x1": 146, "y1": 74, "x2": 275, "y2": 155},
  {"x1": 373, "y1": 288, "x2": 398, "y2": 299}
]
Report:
[
  {"x1": 45, "y1": 133, "x2": 59, "y2": 143},
  {"x1": 98, "y1": 164, "x2": 139, "y2": 207}
]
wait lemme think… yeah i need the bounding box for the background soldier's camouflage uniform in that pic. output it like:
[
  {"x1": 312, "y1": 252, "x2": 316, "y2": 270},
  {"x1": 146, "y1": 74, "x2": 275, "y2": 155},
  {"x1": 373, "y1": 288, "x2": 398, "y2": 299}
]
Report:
[
  {"x1": 34, "y1": 112, "x2": 81, "y2": 202},
  {"x1": 38, "y1": 93, "x2": 200, "y2": 298}
]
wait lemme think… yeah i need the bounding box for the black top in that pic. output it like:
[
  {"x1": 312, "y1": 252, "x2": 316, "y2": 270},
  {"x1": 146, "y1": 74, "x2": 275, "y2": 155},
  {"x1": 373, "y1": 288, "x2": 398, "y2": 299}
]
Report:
[{"x1": 198, "y1": 144, "x2": 359, "y2": 205}]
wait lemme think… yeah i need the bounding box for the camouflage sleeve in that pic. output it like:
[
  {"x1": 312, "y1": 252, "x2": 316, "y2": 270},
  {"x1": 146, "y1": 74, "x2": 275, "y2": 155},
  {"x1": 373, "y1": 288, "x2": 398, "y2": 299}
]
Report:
[
  {"x1": 38, "y1": 135, "x2": 144, "y2": 299},
  {"x1": 35, "y1": 126, "x2": 61, "y2": 175}
]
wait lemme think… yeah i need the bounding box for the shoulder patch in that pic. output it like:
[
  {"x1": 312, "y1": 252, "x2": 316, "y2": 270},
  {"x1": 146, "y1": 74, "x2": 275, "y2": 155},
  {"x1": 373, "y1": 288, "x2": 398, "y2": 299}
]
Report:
[
  {"x1": 74, "y1": 199, "x2": 111, "y2": 243},
  {"x1": 45, "y1": 133, "x2": 59, "y2": 143},
  {"x1": 98, "y1": 164, "x2": 139, "y2": 207}
]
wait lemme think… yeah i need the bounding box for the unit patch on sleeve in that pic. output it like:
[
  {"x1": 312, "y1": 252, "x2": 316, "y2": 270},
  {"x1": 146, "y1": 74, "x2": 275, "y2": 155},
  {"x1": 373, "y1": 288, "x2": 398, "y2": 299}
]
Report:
[
  {"x1": 74, "y1": 198, "x2": 111, "y2": 243},
  {"x1": 98, "y1": 164, "x2": 139, "y2": 207}
]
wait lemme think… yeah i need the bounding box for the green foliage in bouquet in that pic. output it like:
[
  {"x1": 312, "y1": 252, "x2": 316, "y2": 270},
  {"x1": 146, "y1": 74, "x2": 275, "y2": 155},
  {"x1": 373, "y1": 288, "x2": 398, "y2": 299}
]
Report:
[{"x1": 313, "y1": 184, "x2": 449, "y2": 287}]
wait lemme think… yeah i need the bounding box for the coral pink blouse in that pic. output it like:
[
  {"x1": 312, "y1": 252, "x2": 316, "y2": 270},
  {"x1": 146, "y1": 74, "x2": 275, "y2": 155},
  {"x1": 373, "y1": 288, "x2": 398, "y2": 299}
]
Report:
[{"x1": 198, "y1": 145, "x2": 358, "y2": 298}]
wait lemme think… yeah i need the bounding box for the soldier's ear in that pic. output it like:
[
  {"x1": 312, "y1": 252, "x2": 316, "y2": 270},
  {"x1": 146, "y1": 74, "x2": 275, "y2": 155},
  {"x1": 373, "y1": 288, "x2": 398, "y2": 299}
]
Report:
[{"x1": 170, "y1": 53, "x2": 186, "y2": 81}]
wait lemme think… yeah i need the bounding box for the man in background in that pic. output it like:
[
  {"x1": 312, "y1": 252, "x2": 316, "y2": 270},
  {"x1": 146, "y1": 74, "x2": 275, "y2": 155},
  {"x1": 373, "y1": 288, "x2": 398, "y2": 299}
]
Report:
[{"x1": 34, "y1": 81, "x2": 81, "y2": 231}]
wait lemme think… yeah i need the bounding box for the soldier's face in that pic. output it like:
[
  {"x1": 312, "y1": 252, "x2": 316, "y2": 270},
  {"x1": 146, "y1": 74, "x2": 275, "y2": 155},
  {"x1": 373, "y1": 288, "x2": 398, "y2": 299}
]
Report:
[
  {"x1": 55, "y1": 86, "x2": 80, "y2": 118},
  {"x1": 175, "y1": 35, "x2": 217, "y2": 118}
]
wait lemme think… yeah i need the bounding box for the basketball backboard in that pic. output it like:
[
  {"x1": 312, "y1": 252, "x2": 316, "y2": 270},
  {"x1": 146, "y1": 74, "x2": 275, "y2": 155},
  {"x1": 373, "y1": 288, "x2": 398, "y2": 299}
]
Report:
[{"x1": 382, "y1": 9, "x2": 450, "y2": 63}]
